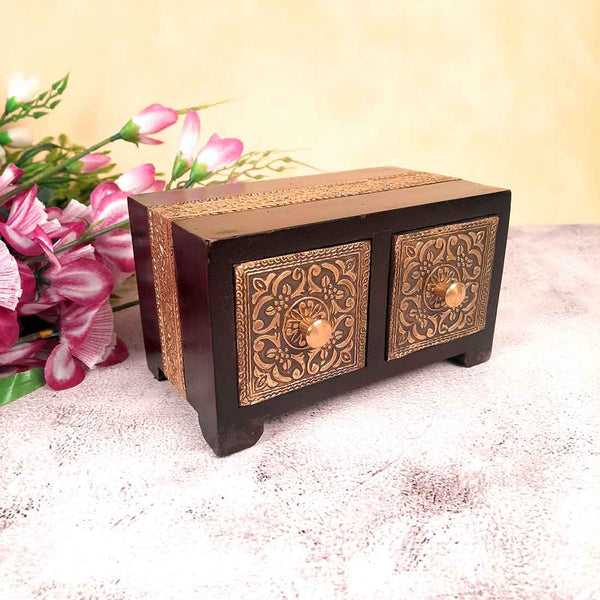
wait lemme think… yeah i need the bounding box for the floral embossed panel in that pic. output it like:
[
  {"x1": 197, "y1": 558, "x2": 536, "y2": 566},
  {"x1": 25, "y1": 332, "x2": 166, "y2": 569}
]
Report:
[
  {"x1": 387, "y1": 216, "x2": 498, "y2": 360},
  {"x1": 235, "y1": 241, "x2": 371, "y2": 406}
]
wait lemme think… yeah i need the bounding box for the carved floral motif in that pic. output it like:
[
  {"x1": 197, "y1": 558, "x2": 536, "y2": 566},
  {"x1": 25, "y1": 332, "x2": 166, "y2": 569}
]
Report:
[
  {"x1": 387, "y1": 217, "x2": 498, "y2": 360},
  {"x1": 235, "y1": 242, "x2": 370, "y2": 406}
]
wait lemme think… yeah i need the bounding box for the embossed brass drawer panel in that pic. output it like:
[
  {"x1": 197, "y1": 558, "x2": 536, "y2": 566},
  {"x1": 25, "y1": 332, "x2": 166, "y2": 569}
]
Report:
[
  {"x1": 387, "y1": 216, "x2": 499, "y2": 360},
  {"x1": 235, "y1": 241, "x2": 371, "y2": 406}
]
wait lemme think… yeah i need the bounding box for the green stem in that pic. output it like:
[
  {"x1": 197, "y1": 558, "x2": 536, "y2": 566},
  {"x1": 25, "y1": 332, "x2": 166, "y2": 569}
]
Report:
[
  {"x1": 176, "y1": 99, "x2": 231, "y2": 114},
  {"x1": 24, "y1": 219, "x2": 130, "y2": 265},
  {"x1": 15, "y1": 329, "x2": 58, "y2": 345},
  {"x1": 0, "y1": 132, "x2": 121, "y2": 208},
  {"x1": 111, "y1": 299, "x2": 139, "y2": 312}
]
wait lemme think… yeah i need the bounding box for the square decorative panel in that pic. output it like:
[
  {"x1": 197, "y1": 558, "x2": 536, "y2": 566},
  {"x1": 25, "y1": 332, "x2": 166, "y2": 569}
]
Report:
[
  {"x1": 235, "y1": 241, "x2": 371, "y2": 406},
  {"x1": 387, "y1": 216, "x2": 499, "y2": 360}
]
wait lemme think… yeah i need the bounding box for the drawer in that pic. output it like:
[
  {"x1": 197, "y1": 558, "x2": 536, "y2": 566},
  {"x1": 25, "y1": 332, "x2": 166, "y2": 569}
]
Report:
[
  {"x1": 234, "y1": 241, "x2": 371, "y2": 406},
  {"x1": 387, "y1": 216, "x2": 499, "y2": 360}
]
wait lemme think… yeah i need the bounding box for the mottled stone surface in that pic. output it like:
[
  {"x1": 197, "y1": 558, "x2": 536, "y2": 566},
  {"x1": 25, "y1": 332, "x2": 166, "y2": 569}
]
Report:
[{"x1": 1, "y1": 225, "x2": 599, "y2": 599}]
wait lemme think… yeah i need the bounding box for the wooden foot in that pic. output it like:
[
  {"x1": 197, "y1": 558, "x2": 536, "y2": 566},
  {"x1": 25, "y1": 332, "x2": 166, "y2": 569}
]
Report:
[
  {"x1": 451, "y1": 345, "x2": 492, "y2": 368},
  {"x1": 199, "y1": 417, "x2": 264, "y2": 457},
  {"x1": 146, "y1": 358, "x2": 167, "y2": 381}
]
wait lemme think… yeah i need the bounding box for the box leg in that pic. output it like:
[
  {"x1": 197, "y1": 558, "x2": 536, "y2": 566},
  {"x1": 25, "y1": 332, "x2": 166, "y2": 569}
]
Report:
[
  {"x1": 451, "y1": 345, "x2": 492, "y2": 368},
  {"x1": 146, "y1": 357, "x2": 167, "y2": 381},
  {"x1": 198, "y1": 416, "x2": 264, "y2": 457}
]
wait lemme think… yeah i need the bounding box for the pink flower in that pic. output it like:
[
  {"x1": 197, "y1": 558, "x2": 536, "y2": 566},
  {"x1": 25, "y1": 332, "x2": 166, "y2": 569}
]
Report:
[
  {"x1": 0, "y1": 340, "x2": 47, "y2": 376},
  {"x1": 0, "y1": 307, "x2": 19, "y2": 353},
  {"x1": 46, "y1": 198, "x2": 90, "y2": 237},
  {"x1": 0, "y1": 163, "x2": 24, "y2": 195},
  {"x1": 119, "y1": 104, "x2": 178, "y2": 145},
  {"x1": 66, "y1": 153, "x2": 111, "y2": 174},
  {"x1": 19, "y1": 229, "x2": 114, "y2": 315},
  {"x1": 45, "y1": 257, "x2": 114, "y2": 307},
  {"x1": 0, "y1": 185, "x2": 61, "y2": 255},
  {"x1": 0, "y1": 239, "x2": 21, "y2": 311},
  {"x1": 40, "y1": 183, "x2": 135, "y2": 281},
  {"x1": 190, "y1": 133, "x2": 243, "y2": 182},
  {"x1": 44, "y1": 302, "x2": 127, "y2": 390},
  {"x1": 171, "y1": 110, "x2": 200, "y2": 180},
  {"x1": 88, "y1": 183, "x2": 135, "y2": 276},
  {"x1": 116, "y1": 163, "x2": 165, "y2": 194}
]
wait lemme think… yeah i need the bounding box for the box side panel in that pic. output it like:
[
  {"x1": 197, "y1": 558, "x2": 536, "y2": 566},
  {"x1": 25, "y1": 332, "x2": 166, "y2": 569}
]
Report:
[
  {"x1": 171, "y1": 225, "x2": 219, "y2": 446},
  {"x1": 127, "y1": 197, "x2": 164, "y2": 379}
]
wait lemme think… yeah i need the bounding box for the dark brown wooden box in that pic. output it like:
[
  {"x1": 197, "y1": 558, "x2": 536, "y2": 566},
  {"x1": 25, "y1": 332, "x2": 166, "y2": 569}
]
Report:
[{"x1": 128, "y1": 167, "x2": 510, "y2": 456}]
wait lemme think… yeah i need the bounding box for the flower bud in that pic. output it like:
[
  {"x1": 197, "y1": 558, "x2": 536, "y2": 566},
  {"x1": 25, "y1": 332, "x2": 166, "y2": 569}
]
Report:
[
  {"x1": 8, "y1": 72, "x2": 39, "y2": 103},
  {"x1": 66, "y1": 153, "x2": 111, "y2": 174},
  {"x1": 0, "y1": 128, "x2": 33, "y2": 148}
]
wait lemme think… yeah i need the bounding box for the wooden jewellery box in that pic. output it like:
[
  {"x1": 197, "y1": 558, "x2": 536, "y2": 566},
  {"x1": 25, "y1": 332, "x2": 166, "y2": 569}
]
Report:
[{"x1": 128, "y1": 167, "x2": 510, "y2": 456}]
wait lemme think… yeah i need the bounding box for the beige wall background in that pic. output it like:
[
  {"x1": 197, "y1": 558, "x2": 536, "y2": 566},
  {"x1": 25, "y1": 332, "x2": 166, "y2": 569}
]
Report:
[{"x1": 4, "y1": 0, "x2": 600, "y2": 225}]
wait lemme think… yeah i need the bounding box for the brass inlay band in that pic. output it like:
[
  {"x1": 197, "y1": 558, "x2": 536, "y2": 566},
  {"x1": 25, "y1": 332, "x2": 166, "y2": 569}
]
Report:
[
  {"x1": 148, "y1": 209, "x2": 187, "y2": 396},
  {"x1": 150, "y1": 169, "x2": 457, "y2": 221},
  {"x1": 147, "y1": 169, "x2": 457, "y2": 397},
  {"x1": 234, "y1": 241, "x2": 371, "y2": 406},
  {"x1": 387, "y1": 216, "x2": 498, "y2": 360}
]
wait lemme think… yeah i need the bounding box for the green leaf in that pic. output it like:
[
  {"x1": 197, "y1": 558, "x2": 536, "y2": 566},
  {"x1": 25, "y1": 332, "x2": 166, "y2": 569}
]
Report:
[
  {"x1": 57, "y1": 73, "x2": 69, "y2": 94},
  {"x1": 18, "y1": 142, "x2": 59, "y2": 164},
  {"x1": 0, "y1": 368, "x2": 45, "y2": 407},
  {"x1": 32, "y1": 111, "x2": 48, "y2": 119},
  {"x1": 49, "y1": 99, "x2": 61, "y2": 109}
]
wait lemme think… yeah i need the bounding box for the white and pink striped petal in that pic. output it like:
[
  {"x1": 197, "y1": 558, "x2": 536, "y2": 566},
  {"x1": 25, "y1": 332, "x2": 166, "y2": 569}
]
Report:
[
  {"x1": 44, "y1": 342, "x2": 85, "y2": 390},
  {"x1": 0, "y1": 163, "x2": 24, "y2": 194},
  {"x1": 116, "y1": 163, "x2": 156, "y2": 194},
  {"x1": 0, "y1": 340, "x2": 46, "y2": 366},
  {"x1": 0, "y1": 307, "x2": 19, "y2": 352},
  {"x1": 133, "y1": 104, "x2": 178, "y2": 134},
  {"x1": 0, "y1": 239, "x2": 21, "y2": 310},
  {"x1": 49, "y1": 258, "x2": 113, "y2": 306},
  {"x1": 70, "y1": 302, "x2": 114, "y2": 368}
]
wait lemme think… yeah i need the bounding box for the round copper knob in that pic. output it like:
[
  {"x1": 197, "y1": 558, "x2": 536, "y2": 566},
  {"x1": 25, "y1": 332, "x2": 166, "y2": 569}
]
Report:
[
  {"x1": 298, "y1": 317, "x2": 333, "y2": 348},
  {"x1": 433, "y1": 281, "x2": 466, "y2": 308}
]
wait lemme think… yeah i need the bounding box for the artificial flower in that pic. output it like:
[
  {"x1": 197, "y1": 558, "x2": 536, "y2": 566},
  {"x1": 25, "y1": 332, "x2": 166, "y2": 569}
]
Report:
[
  {"x1": 0, "y1": 308, "x2": 20, "y2": 353},
  {"x1": 0, "y1": 127, "x2": 34, "y2": 148},
  {"x1": 0, "y1": 163, "x2": 24, "y2": 195},
  {"x1": 91, "y1": 201, "x2": 134, "y2": 275},
  {"x1": 116, "y1": 163, "x2": 165, "y2": 194},
  {"x1": 5, "y1": 72, "x2": 39, "y2": 112},
  {"x1": 119, "y1": 104, "x2": 178, "y2": 145},
  {"x1": 171, "y1": 110, "x2": 200, "y2": 180},
  {"x1": 44, "y1": 301, "x2": 128, "y2": 391},
  {"x1": 190, "y1": 133, "x2": 243, "y2": 182},
  {"x1": 44, "y1": 257, "x2": 114, "y2": 307},
  {"x1": 16, "y1": 261, "x2": 36, "y2": 312},
  {"x1": 65, "y1": 153, "x2": 111, "y2": 174},
  {"x1": 0, "y1": 340, "x2": 47, "y2": 372},
  {"x1": 0, "y1": 239, "x2": 22, "y2": 311},
  {"x1": 0, "y1": 185, "x2": 61, "y2": 255}
]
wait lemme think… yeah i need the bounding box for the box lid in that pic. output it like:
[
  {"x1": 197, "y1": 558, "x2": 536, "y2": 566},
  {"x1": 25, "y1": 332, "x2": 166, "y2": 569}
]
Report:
[{"x1": 131, "y1": 166, "x2": 506, "y2": 242}]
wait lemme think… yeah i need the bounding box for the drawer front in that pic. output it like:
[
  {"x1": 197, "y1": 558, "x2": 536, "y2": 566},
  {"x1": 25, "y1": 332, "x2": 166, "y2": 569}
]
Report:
[
  {"x1": 235, "y1": 241, "x2": 371, "y2": 406},
  {"x1": 387, "y1": 216, "x2": 499, "y2": 360}
]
